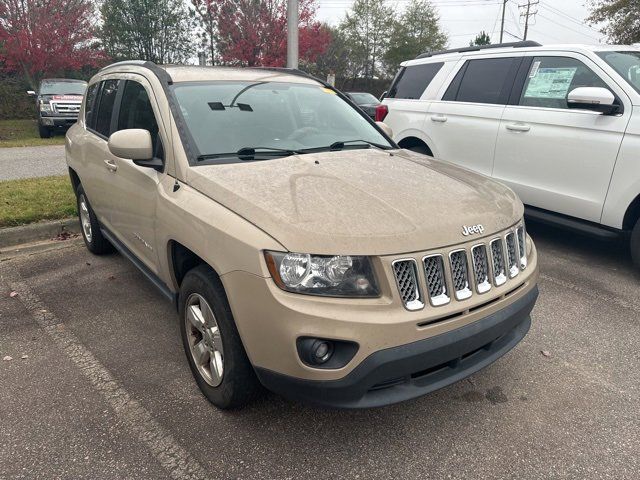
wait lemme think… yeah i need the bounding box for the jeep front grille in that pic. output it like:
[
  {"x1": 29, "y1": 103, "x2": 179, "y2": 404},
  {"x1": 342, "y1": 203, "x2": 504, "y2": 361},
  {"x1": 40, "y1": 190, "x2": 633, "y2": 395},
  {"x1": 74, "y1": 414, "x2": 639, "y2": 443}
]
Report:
[
  {"x1": 392, "y1": 259, "x2": 423, "y2": 310},
  {"x1": 505, "y1": 232, "x2": 519, "y2": 278},
  {"x1": 490, "y1": 238, "x2": 507, "y2": 286},
  {"x1": 449, "y1": 250, "x2": 472, "y2": 300},
  {"x1": 516, "y1": 225, "x2": 527, "y2": 269},
  {"x1": 471, "y1": 245, "x2": 491, "y2": 294},
  {"x1": 391, "y1": 224, "x2": 528, "y2": 310},
  {"x1": 422, "y1": 255, "x2": 450, "y2": 306}
]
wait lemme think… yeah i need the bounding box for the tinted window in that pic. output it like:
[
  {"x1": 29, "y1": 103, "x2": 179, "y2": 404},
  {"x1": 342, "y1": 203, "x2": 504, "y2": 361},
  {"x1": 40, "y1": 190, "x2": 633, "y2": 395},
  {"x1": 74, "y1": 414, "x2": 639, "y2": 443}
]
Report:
[
  {"x1": 94, "y1": 80, "x2": 119, "y2": 137},
  {"x1": 117, "y1": 81, "x2": 160, "y2": 148},
  {"x1": 387, "y1": 62, "x2": 444, "y2": 99},
  {"x1": 84, "y1": 83, "x2": 100, "y2": 128},
  {"x1": 519, "y1": 56, "x2": 609, "y2": 109},
  {"x1": 446, "y1": 58, "x2": 518, "y2": 105}
]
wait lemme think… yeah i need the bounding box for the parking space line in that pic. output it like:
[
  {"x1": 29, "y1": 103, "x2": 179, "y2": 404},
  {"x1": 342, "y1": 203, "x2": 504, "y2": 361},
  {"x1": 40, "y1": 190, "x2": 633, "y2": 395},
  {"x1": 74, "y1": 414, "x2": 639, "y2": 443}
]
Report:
[{"x1": 7, "y1": 278, "x2": 210, "y2": 480}]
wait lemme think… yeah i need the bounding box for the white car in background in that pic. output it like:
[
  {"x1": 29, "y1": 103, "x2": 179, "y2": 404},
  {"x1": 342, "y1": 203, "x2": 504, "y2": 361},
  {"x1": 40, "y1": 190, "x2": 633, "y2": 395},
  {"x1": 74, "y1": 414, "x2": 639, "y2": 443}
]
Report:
[{"x1": 378, "y1": 41, "x2": 640, "y2": 268}]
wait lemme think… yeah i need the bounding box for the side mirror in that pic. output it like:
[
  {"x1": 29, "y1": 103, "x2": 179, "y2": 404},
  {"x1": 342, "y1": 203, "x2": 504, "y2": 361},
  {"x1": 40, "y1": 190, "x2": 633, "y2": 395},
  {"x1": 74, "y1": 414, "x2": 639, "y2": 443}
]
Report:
[
  {"x1": 376, "y1": 121, "x2": 393, "y2": 138},
  {"x1": 567, "y1": 87, "x2": 620, "y2": 115},
  {"x1": 27, "y1": 90, "x2": 36, "y2": 96}
]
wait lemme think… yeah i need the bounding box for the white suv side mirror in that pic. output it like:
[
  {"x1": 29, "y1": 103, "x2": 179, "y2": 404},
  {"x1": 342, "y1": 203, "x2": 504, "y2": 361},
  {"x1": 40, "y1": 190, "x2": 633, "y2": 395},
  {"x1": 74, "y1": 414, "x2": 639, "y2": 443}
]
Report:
[
  {"x1": 27, "y1": 90, "x2": 36, "y2": 96},
  {"x1": 567, "y1": 87, "x2": 619, "y2": 115},
  {"x1": 108, "y1": 129, "x2": 153, "y2": 160}
]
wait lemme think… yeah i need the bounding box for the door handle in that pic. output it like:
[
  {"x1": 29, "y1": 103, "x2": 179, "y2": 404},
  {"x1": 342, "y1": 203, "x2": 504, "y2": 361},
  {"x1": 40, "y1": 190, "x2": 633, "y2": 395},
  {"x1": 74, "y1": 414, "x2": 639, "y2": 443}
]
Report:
[
  {"x1": 104, "y1": 159, "x2": 118, "y2": 172},
  {"x1": 506, "y1": 123, "x2": 531, "y2": 132},
  {"x1": 431, "y1": 115, "x2": 448, "y2": 123}
]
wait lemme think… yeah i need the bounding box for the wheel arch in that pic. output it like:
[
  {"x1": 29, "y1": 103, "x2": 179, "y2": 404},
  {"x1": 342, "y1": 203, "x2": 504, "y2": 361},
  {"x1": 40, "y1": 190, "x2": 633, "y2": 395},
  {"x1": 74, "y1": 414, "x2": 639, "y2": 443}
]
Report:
[
  {"x1": 68, "y1": 167, "x2": 81, "y2": 195},
  {"x1": 397, "y1": 136, "x2": 434, "y2": 156},
  {"x1": 623, "y1": 193, "x2": 640, "y2": 231}
]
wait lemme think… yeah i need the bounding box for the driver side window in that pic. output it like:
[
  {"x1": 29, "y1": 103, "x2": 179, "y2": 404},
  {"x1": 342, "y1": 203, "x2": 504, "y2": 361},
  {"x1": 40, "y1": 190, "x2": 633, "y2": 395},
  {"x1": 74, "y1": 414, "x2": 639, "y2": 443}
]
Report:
[
  {"x1": 519, "y1": 56, "x2": 610, "y2": 110},
  {"x1": 116, "y1": 80, "x2": 162, "y2": 158}
]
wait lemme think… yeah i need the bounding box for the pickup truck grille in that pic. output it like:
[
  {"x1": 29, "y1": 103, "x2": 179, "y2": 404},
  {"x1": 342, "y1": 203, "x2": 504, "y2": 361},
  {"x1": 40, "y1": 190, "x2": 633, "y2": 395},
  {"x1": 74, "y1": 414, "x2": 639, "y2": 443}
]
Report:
[
  {"x1": 392, "y1": 224, "x2": 527, "y2": 310},
  {"x1": 53, "y1": 102, "x2": 81, "y2": 114}
]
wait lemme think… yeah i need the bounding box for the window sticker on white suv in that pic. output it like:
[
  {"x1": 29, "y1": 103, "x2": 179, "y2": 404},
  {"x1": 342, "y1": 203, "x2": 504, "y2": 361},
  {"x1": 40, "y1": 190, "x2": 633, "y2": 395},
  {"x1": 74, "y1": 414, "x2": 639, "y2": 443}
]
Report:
[{"x1": 524, "y1": 67, "x2": 577, "y2": 99}]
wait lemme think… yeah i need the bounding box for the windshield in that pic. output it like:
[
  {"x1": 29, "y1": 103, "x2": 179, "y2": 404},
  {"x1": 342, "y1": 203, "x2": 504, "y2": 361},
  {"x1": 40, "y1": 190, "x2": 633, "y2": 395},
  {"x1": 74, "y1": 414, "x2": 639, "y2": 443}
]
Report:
[
  {"x1": 597, "y1": 51, "x2": 640, "y2": 94},
  {"x1": 40, "y1": 81, "x2": 87, "y2": 95},
  {"x1": 349, "y1": 92, "x2": 379, "y2": 105},
  {"x1": 172, "y1": 81, "x2": 393, "y2": 162}
]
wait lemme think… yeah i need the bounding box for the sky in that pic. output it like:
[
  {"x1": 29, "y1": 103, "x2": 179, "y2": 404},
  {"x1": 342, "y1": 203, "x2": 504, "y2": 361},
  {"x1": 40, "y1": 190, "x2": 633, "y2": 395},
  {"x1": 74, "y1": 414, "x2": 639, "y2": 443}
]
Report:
[{"x1": 315, "y1": 0, "x2": 606, "y2": 48}]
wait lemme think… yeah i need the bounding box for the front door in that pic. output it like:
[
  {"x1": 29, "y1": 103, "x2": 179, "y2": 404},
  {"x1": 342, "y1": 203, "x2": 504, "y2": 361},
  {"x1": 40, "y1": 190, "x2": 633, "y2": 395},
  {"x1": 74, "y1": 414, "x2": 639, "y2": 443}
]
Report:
[
  {"x1": 107, "y1": 78, "x2": 167, "y2": 272},
  {"x1": 492, "y1": 55, "x2": 631, "y2": 222}
]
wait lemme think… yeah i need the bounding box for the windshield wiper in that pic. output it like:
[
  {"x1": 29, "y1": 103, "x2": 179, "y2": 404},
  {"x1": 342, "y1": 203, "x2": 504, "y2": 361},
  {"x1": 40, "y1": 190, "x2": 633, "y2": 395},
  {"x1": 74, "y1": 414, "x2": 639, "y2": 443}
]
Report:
[
  {"x1": 197, "y1": 146, "x2": 303, "y2": 162},
  {"x1": 328, "y1": 139, "x2": 392, "y2": 151}
]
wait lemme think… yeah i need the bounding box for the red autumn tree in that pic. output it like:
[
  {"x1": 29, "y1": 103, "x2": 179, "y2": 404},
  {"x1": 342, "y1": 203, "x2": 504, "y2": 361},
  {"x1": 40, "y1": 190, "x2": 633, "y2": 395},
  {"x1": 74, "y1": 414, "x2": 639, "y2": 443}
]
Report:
[
  {"x1": 194, "y1": 0, "x2": 330, "y2": 67},
  {"x1": 0, "y1": 0, "x2": 106, "y2": 89}
]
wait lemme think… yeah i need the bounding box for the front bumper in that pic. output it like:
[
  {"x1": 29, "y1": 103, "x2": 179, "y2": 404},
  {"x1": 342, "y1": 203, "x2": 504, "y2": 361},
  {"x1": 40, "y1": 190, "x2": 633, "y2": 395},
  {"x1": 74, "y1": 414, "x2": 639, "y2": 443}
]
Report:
[
  {"x1": 39, "y1": 116, "x2": 78, "y2": 128},
  {"x1": 255, "y1": 285, "x2": 537, "y2": 408}
]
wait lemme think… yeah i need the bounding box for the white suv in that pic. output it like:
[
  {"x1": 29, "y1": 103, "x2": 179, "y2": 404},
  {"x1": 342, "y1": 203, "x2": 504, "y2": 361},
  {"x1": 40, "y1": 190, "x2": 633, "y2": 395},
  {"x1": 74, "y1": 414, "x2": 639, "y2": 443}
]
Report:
[{"x1": 379, "y1": 41, "x2": 640, "y2": 267}]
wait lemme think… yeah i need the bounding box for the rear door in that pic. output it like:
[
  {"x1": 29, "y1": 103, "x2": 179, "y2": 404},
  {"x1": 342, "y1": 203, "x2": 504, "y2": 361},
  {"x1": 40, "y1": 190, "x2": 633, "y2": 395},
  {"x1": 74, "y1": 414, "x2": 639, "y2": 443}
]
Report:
[
  {"x1": 82, "y1": 78, "x2": 121, "y2": 229},
  {"x1": 492, "y1": 54, "x2": 631, "y2": 222},
  {"x1": 427, "y1": 56, "x2": 521, "y2": 176}
]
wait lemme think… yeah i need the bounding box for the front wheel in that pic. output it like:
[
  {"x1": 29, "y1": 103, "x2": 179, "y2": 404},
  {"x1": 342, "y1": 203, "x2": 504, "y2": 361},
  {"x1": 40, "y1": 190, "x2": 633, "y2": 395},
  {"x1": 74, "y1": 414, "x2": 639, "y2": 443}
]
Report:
[
  {"x1": 631, "y1": 218, "x2": 640, "y2": 269},
  {"x1": 179, "y1": 265, "x2": 262, "y2": 409},
  {"x1": 38, "y1": 124, "x2": 52, "y2": 138}
]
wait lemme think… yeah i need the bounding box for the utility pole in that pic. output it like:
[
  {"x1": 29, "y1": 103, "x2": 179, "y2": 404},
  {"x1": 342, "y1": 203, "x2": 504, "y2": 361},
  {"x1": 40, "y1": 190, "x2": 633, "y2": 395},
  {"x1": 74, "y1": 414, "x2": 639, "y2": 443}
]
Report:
[
  {"x1": 520, "y1": 0, "x2": 539, "y2": 40},
  {"x1": 499, "y1": 0, "x2": 507, "y2": 43},
  {"x1": 287, "y1": 0, "x2": 299, "y2": 69}
]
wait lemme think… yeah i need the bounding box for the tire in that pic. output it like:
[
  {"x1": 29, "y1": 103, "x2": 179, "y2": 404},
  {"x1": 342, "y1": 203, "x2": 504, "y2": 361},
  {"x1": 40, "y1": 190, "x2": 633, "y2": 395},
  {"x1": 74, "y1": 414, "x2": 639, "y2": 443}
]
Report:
[
  {"x1": 76, "y1": 185, "x2": 114, "y2": 254},
  {"x1": 631, "y1": 218, "x2": 640, "y2": 269},
  {"x1": 38, "y1": 124, "x2": 52, "y2": 138},
  {"x1": 179, "y1": 265, "x2": 262, "y2": 409}
]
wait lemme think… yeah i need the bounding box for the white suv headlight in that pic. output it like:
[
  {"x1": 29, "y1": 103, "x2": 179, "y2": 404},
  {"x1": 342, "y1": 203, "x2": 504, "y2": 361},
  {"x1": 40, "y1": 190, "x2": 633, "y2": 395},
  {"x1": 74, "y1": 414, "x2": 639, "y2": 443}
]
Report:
[
  {"x1": 39, "y1": 102, "x2": 52, "y2": 112},
  {"x1": 265, "y1": 251, "x2": 380, "y2": 297}
]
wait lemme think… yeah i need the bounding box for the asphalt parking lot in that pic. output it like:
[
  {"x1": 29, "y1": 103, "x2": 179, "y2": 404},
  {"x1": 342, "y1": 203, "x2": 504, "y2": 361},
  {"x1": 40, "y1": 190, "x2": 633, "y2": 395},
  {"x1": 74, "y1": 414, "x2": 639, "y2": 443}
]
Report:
[{"x1": 0, "y1": 223, "x2": 638, "y2": 479}]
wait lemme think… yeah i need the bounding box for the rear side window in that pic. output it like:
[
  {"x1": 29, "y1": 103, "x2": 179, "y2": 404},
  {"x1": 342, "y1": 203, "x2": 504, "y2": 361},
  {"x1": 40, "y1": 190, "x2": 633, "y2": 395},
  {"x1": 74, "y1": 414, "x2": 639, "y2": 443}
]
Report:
[
  {"x1": 84, "y1": 83, "x2": 99, "y2": 128},
  {"x1": 387, "y1": 62, "x2": 444, "y2": 99},
  {"x1": 94, "y1": 79, "x2": 120, "y2": 137},
  {"x1": 444, "y1": 58, "x2": 519, "y2": 105},
  {"x1": 519, "y1": 56, "x2": 609, "y2": 109}
]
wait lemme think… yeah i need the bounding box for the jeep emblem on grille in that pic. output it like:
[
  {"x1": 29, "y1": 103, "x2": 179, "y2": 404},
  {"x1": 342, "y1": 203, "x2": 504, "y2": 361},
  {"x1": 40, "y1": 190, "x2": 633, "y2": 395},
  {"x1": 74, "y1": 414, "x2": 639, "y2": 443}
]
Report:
[{"x1": 462, "y1": 224, "x2": 485, "y2": 236}]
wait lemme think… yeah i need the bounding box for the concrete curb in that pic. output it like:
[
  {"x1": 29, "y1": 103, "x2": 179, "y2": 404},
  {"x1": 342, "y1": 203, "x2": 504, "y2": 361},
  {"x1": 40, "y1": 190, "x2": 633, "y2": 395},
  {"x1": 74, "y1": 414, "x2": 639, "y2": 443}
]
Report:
[{"x1": 0, "y1": 218, "x2": 80, "y2": 250}]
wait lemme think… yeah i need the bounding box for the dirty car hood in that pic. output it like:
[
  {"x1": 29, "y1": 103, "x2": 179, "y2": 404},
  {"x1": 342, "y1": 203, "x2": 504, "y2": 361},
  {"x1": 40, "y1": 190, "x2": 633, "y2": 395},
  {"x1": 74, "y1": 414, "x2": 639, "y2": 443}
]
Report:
[{"x1": 187, "y1": 149, "x2": 523, "y2": 255}]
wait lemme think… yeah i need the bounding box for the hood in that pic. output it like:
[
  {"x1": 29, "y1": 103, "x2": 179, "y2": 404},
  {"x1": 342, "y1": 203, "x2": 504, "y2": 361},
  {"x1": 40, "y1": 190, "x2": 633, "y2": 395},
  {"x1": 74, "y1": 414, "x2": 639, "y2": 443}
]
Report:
[{"x1": 187, "y1": 149, "x2": 523, "y2": 256}]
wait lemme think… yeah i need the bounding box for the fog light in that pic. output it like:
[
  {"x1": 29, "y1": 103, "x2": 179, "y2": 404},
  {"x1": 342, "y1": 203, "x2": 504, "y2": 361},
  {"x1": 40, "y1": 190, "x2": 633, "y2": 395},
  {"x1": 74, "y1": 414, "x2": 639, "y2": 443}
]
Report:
[
  {"x1": 312, "y1": 340, "x2": 333, "y2": 364},
  {"x1": 41, "y1": 118, "x2": 54, "y2": 126}
]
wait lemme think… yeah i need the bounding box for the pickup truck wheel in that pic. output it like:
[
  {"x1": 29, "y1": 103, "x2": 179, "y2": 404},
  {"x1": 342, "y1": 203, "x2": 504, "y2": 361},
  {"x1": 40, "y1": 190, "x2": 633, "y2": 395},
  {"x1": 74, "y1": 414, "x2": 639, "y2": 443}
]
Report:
[
  {"x1": 38, "y1": 124, "x2": 52, "y2": 138},
  {"x1": 179, "y1": 265, "x2": 262, "y2": 409},
  {"x1": 76, "y1": 185, "x2": 113, "y2": 254},
  {"x1": 631, "y1": 219, "x2": 640, "y2": 269}
]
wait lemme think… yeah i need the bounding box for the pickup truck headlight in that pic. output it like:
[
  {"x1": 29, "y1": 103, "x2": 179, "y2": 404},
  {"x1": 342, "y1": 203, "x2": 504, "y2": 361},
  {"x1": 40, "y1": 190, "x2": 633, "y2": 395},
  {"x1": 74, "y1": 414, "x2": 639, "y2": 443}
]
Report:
[
  {"x1": 39, "y1": 102, "x2": 52, "y2": 113},
  {"x1": 264, "y1": 251, "x2": 380, "y2": 297}
]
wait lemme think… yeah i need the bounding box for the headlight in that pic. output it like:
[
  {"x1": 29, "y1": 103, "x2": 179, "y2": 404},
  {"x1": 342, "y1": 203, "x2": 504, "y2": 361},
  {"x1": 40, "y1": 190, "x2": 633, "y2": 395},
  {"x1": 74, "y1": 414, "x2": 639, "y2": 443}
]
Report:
[
  {"x1": 264, "y1": 251, "x2": 380, "y2": 297},
  {"x1": 39, "y1": 102, "x2": 52, "y2": 112}
]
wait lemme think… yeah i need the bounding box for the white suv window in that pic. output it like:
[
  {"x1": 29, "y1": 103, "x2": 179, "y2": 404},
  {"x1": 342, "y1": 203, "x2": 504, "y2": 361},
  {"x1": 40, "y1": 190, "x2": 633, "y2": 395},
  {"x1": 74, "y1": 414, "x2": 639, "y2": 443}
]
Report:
[
  {"x1": 387, "y1": 62, "x2": 444, "y2": 99},
  {"x1": 443, "y1": 57, "x2": 520, "y2": 105},
  {"x1": 519, "y1": 56, "x2": 609, "y2": 109}
]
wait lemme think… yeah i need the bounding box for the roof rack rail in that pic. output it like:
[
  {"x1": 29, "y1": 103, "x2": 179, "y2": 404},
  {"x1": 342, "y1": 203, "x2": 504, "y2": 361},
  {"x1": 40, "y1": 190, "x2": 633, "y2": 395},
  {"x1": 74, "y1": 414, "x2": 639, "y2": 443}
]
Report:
[{"x1": 415, "y1": 40, "x2": 542, "y2": 59}]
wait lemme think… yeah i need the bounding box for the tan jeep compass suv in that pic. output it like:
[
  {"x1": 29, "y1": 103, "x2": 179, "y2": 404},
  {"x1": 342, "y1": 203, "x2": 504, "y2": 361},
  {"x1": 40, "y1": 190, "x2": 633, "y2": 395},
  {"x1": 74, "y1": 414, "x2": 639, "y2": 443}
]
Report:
[{"x1": 66, "y1": 61, "x2": 539, "y2": 409}]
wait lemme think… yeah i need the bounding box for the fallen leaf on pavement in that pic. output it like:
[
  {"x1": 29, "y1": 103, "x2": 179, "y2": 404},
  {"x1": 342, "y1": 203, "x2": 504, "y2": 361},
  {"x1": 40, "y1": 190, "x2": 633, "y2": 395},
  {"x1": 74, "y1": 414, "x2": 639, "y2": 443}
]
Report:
[
  {"x1": 9, "y1": 291, "x2": 18, "y2": 298},
  {"x1": 2, "y1": 356, "x2": 12, "y2": 361},
  {"x1": 21, "y1": 355, "x2": 28, "y2": 360},
  {"x1": 108, "y1": 275, "x2": 116, "y2": 280},
  {"x1": 541, "y1": 350, "x2": 551, "y2": 357}
]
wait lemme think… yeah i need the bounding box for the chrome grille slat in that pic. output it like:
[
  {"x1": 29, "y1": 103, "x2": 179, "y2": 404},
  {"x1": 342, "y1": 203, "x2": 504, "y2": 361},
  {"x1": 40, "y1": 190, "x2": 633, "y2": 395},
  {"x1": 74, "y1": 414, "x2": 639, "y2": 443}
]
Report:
[
  {"x1": 490, "y1": 238, "x2": 507, "y2": 286},
  {"x1": 516, "y1": 225, "x2": 527, "y2": 269},
  {"x1": 471, "y1": 244, "x2": 491, "y2": 294},
  {"x1": 422, "y1": 255, "x2": 450, "y2": 306},
  {"x1": 505, "y1": 232, "x2": 519, "y2": 278},
  {"x1": 392, "y1": 259, "x2": 424, "y2": 311},
  {"x1": 449, "y1": 250, "x2": 472, "y2": 300}
]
